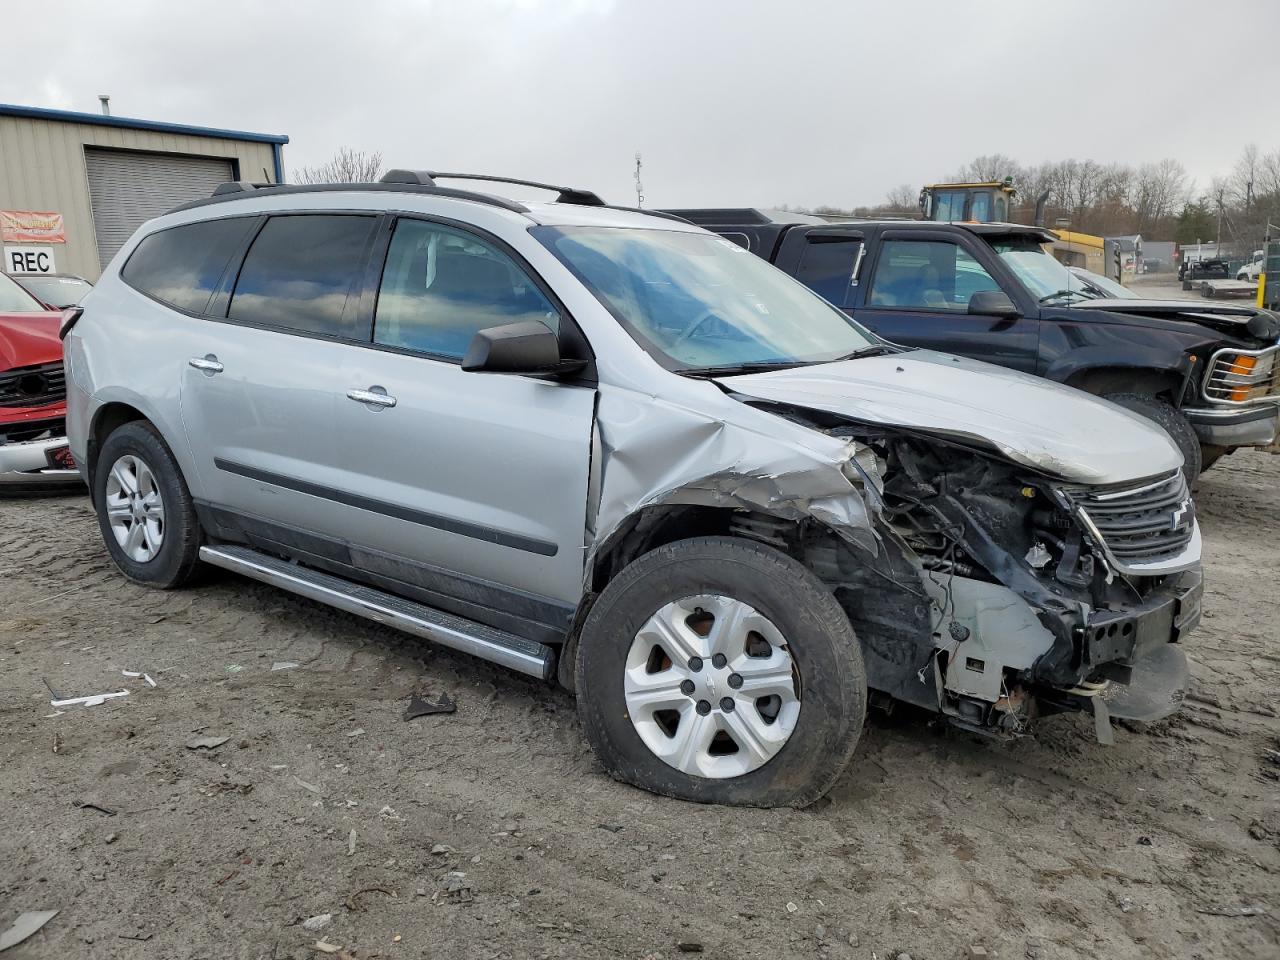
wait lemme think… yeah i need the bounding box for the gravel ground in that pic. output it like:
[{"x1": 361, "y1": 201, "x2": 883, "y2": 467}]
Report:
[{"x1": 2, "y1": 450, "x2": 1278, "y2": 960}]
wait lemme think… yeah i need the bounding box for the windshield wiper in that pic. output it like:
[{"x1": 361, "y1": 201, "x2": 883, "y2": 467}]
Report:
[
  {"x1": 678, "y1": 345, "x2": 893, "y2": 378},
  {"x1": 676, "y1": 359, "x2": 821, "y2": 378},
  {"x1": 1038, "y1": 288, "x2": 1087, "y2": 304},
  {"x1": 831, "y1": 344, "x2": 894, "y2": 360}
]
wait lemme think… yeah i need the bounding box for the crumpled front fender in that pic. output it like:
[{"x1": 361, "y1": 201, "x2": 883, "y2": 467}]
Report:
[{"x1": 587, "y1": 386, "x2": 879, "y2": 575}]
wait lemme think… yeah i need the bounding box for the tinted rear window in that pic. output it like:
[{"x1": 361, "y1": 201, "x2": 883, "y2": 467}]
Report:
[
  {"x1": 229, "y1": 215, "x2": 376, "y2": 337},
  {"x1": 795, "y1": 238, "x2": 860, "y2": 306},
  {"x1": 122, "y1": 218, "x2": 256, "y2": 313}
]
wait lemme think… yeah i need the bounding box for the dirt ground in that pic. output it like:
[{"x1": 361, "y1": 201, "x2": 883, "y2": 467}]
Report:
[{"x1": 2, "y1": 447, "x2": 1278, "y2": 959}]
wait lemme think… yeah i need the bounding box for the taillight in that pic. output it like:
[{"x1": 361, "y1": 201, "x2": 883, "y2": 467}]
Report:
[{"x1": 59, "y1": 306, "x2": 83, "y2": 340}]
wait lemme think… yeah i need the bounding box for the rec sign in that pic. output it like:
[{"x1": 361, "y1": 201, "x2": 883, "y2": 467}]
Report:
[{"x1": 5, "y1": 246, "x2": 58, "y2": 274}]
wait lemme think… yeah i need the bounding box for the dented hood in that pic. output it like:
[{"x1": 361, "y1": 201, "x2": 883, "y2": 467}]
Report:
[
  {"x1": 718, "y1": 350, "x2": 1182, "y2": 485},
  {"x1": 0, "y1": 311, "x2": 62, "y2": 372}
]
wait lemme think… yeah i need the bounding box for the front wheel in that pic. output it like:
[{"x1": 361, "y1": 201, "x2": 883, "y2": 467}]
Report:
[{"x1": 575, "y1": 536, "x2": 866, "y2": 807}]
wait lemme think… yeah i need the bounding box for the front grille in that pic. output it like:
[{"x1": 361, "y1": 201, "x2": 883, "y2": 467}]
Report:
[
  {"x1": 0, "y1": 417, "x2": 66, "y2": 445},
  {"x1": 1066, "y1": 471, "x2": 1195, "y2": 565},
  {"x1": 1202, "y1": 344, "x2": 1280, "y2": 405},
  {"x1": 0, "y1": 361, "x2": 66, "y2": 408}
]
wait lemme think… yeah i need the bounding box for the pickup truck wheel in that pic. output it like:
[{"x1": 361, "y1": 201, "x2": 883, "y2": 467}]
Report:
[
  {"x1": 93, "y1": 421, "x2": 203, "y2": 589},
  {"x1": 575, "y1": 536, "x2": 866, "y2": 808},
  {"x1": 1102, "y1": 393, "x2": 1201, "y2": 480}
]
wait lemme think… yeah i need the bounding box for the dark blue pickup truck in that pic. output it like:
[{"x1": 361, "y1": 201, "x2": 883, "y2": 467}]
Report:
[{"x1": 666, "y1": 209, "x2": 1280, "y2": 477}]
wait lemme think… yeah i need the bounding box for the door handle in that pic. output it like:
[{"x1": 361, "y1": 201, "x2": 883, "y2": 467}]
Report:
[
  {"x1": 346, "y1": 387, "x2": 397, "y2": 408},
  {"x1": 188, "y1": 355, "x2": 224, "y2": 374}
]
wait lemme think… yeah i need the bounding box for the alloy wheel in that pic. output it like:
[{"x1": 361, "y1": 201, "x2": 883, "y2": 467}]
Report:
[{"x1": 104, "y1": 454, "x2": 166, "y2": 563}]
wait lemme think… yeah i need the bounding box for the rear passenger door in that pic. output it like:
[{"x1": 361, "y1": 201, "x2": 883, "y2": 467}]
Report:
[
  {"x1": 179, "y1": 213, "x2": 379, "y2": 533},
  {"x1": 775, "y1": 229, "x2": 864, "y2": 310},
  {"x1": 852, "y1": 232, "x2": 1039, "y2": 372},
  {"x1": 333, "y1": 216, "x2": 595, "y2": 607}
]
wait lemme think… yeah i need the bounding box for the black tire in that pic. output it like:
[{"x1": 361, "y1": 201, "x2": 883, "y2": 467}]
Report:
[
  {"x1": 575, "y1": 536, "x2": 866, "y2": 808},
  {"x1": 1102, "y1": 393, "x2": 1202, "y2": 481},
  {"x1": 93, "y1": 420, "x2": 203, "y2": 589}
]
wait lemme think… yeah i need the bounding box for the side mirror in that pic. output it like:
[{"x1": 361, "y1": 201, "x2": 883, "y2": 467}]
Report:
[
  {"x1": 968, "y1": 290, "x2": 1020, "y2": 318},
  {"x1": 461, "y1": 320, "x2": 586, "y2": 377}
]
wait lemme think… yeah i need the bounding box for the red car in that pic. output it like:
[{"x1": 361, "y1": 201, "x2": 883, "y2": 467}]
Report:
[{"x1": 0, "y1": 272, "x2": 80, "y2": 490}]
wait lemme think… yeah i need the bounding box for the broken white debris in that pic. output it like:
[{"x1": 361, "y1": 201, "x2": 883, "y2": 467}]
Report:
[
  {"x1": 0, "y1": 910, "x2": 59, "y2": 950},
  {"x1": 348, "y1": 829, "x2": 357, "y2": 856},
  {"x1": 313, "y1": 941, "x2": 341, "y2": 955},
  {"x1": 301, "y1": 914, "x2": 332, "y2": 931},
  {"x1": 121, "y1": 670, "x2": 157, "y2": 686},
  {"x1": 271, "y1": 661, "x2": 300, "y2": 671},
  {"x1": 50, "y1": 690, "x2": 128, "y2": 709},
  {"x1": 293, "y1": 776, "x2": 321, "y2": 794}
]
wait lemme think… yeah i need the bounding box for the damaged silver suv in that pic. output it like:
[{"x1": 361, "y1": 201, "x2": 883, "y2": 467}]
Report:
[{"x1": 63, "y1": 171, "x2": 1203, "y2": 806}]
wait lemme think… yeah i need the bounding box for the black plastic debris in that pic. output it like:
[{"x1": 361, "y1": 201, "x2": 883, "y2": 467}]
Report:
[{"x1": 403, "y1": 692, "x2": 456, "y2": 722}]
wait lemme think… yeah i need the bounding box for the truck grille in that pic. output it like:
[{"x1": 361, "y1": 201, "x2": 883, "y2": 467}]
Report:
[
  {"x1": 0, "y1": 361, "x2": 66, "y2": 408},
  {"x1": 1066, "y1": 471, "x2": 1195, "y2": 566},
  {"x1": 1202, "y1": 345, "x2": 1280, "y2": 405}
]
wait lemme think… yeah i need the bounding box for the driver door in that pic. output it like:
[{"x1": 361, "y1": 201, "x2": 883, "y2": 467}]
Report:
[
  {"x1": 852, "y1": 233, "x2": 1039, "y2": 373},
  {"x1": 331, "y1": 216, "x2": 596, "y2": 607}
]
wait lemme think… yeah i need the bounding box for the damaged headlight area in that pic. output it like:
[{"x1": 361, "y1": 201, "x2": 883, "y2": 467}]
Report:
[{"x1": 819, "y1": 426, "x2": 1203, "y2": 743}]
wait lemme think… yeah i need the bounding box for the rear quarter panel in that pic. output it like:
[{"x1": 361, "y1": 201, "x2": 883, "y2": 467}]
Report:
[{"x1": 67, "y1": 269, "x2": 206, "y2": 496}]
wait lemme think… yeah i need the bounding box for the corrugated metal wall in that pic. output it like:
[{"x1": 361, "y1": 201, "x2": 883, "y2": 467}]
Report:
[
  {"x1": 0, "y1": 116, "x2": 277, "y2": 280},
  {"x1": 85, "y1": 149, "x2": 234, "y2": 269}
]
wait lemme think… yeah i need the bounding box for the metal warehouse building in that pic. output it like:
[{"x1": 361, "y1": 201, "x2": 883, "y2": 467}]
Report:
[{"x1": 0, "y1": 103, "x2": 287, "y2": 281}]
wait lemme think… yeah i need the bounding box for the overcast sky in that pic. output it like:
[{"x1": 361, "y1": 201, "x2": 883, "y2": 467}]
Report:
[{"x1": 4, "y1": 1, "x2": 1277, "y2": 209}]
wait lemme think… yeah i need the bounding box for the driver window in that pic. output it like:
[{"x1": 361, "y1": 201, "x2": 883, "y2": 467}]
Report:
[
  {"x1": 374, "y1": 219, "x2": 560, "y2": 359},
  {"x1": 867, "y1": 240, "x2": 1000, "y2": 312}
]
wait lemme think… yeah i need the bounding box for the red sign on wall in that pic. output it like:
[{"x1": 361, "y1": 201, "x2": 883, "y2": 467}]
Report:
[{"x1": 1, "y1": 210, "x2": 66, "y2": 243}]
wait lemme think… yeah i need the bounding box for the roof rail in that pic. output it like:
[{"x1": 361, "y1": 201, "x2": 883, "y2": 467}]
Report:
[
  {"x1": 174, "y1": 180, "x2": 531, "y2": 217},
  {"x1": 385, "y1": 171, "x2": 606, "y2": 207},
  {"x1": 211, "y1": 181, "x2": 268, "y2": 197}
]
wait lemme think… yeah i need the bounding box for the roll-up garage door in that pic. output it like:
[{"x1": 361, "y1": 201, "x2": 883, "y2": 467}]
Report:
[{"x1": 85, "y1": 149, "x2": 235, "y2": 270}]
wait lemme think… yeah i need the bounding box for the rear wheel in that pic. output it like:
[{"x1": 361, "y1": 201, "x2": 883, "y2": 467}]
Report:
[
  {"x1": 1102, "y1": 393, "x2": 1201, "y2": 481},
  {"x1": 575, "y1": 536, "x2": 866, "y2": 807},
  {"x1": 94, "y1": 421, "x2": 203, "y2": 588}
]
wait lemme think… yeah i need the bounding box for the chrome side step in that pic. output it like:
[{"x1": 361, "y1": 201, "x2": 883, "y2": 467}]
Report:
[{"x1": 199, "y1": 545, "x2": 555, "y2": 680}]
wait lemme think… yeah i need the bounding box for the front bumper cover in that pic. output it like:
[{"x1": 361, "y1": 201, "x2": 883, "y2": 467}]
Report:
[
  {"x1": 1183, "y1": 404, "x2": 1279, "y2": 448},
  {"x1": 0, "y1": 433, "x2": 82, "y2": 487}
]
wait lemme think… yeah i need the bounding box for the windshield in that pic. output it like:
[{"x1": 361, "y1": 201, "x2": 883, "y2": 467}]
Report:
[
  {"x1": 17, "y1": 275, "x2": 90, "y2": 307},
  {"x1": 0, "y1": 273, "x2": 49, "y2": 313},
  {"x1": 1071, "y1": 268, "x2": 1135, "y2": 299},
  {"x1": 988, "y1": 237, "x2": 1092, "y2": 302},
  {"x1": 534, "y1": 226, "x2": 878, "y2": 371}
]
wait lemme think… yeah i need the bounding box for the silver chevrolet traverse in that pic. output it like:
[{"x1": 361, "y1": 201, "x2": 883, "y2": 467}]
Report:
[{"x1": 63, "y1": 171, "x2": 1203, "y2": 806}]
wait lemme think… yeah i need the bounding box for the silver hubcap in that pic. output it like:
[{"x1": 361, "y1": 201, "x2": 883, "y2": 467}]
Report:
[
  {"x1": 624, "y1": 594, "x2": 801, "y2": 780},
  {"x1": 105, "y1": 454, "x2": 165, "y2": 563}
]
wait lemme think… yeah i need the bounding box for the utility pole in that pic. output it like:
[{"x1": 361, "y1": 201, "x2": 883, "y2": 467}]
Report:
[{"x1": 634, "y1": 152, "x2": 644, "y2": 209}]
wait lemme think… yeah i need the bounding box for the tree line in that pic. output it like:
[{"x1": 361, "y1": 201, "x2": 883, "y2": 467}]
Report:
[{"x1": 815, "y1": 146, "x2": 1280, "y2": 250}]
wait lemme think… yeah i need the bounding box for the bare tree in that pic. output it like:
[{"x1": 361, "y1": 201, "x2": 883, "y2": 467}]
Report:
[
  {"x1": 948, "y1": 154, "x2": 1022, "y2": 183},
  {"x1": 1131, "y1": 158, "x2": 1187, "y2": 235},
  {"x1": 292, "y1": 147, "x2": 383, "y2": 184},
  {"x1": 1230, "y1": 144, "x2": 1259, "y2": 213},
  {"x1": 885, "y1": 183, "x2": 917, "y2": 210}
]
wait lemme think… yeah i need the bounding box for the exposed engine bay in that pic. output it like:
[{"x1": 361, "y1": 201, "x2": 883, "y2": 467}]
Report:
[{"x1": 762, "y1": 404, "x2": 1203, "y2": 743}]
